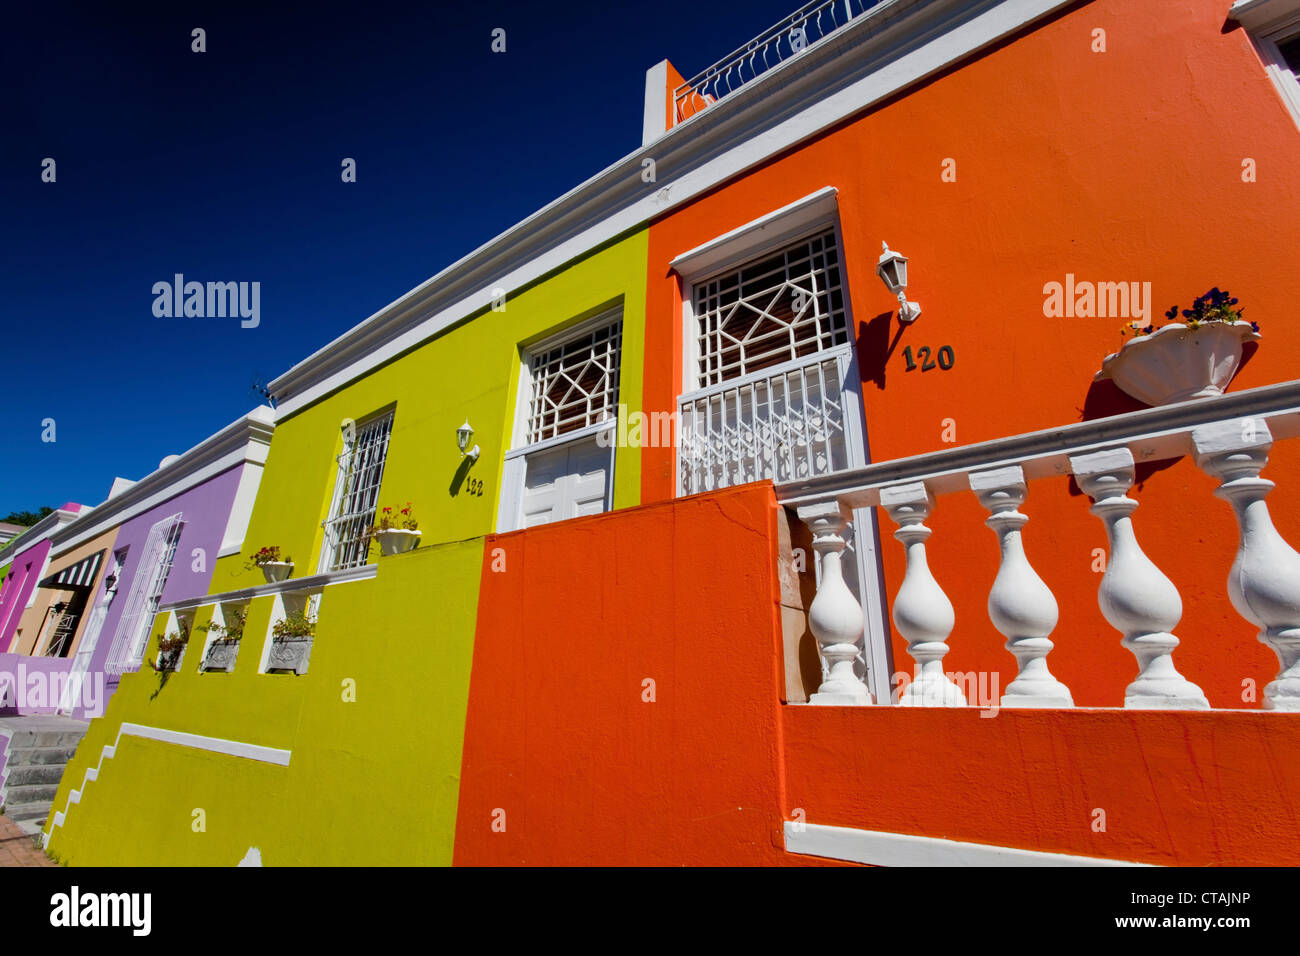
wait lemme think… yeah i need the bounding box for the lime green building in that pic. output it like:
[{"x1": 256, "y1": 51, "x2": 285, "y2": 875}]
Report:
[{"x1": 44, "y1": 231, "x2": 650, "y2": 865}]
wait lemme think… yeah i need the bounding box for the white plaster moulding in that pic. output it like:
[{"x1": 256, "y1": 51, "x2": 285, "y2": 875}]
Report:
[
  {"x1": 267, "y1": 0, "x2": 1075, "y2": 418},
  {"x1": 785, "y1": 822, "x2": 1156, "y2": 866},
  {"x1": 776, "y1": 380, "x2": 1300, "y2": 509},
  {"x1": 117, "y1": 722, "x2": 291, "y2": 765},
  {"x1": 157, "y1": 562, "x2": 377, "y2": 614},
  {"x1": 49, "y1": 406, "x2": 276, "y2": 556},
  {"x1": 1230, "y1": 0, "x2": 1300, "y2": 33},
  {"x1": 501, "y1": 418, "x2": 616, "y2": 462},
  {"x1": 44, "y1": 722, "x2": 291, "y2": 848},
  {"x1": 668, "y1": 186, "x2": 840, "y2": 279},
  {"x1": 0, "y1": 508, "x2": 85, "y2": 565}
]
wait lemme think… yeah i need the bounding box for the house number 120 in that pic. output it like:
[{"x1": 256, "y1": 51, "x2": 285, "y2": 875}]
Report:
[{"x1": 901, "y1": 345, "x2": 955, "y2": 371}]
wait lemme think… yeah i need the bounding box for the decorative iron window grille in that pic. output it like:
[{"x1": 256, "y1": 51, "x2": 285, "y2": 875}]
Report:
[
  {"x1": 527, "y1": 321, "x2": 622, "y2": 444},
  {"x1": 320, "y1": 411, "x2": 394, "y2": 572},
  {"x1": 693, "y1": 229, "x2": 849, "y2": 389},
  {"x1": 45, "y1": 606, "x2": 82, "y2": 658},
  {"x1": 679, "y1": 350, "x2": 851, "y2": 494}
]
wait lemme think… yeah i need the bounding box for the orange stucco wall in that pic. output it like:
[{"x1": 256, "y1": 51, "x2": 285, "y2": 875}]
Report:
[
  {"x1": 785, "y1": 705, "x2": 1300, "y2": 866},
  {"x1": 642, "y1": 0, "x2": 1300, "y2": 709},
  {"x1": 455, "y1": 485, "x2": 830, "y2": 865},
  {"x1": 456, "y1": 484, "x2": 1300, "y2": 866}
]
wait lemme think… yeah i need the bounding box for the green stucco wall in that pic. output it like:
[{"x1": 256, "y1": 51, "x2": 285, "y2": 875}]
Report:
[{"x1": 45, "y1": 229, "x2": 649, "y2": 865}]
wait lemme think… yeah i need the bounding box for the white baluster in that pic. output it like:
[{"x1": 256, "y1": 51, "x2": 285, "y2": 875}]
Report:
[
  {"x1": 1070, "y1": 448, "x2": 1208, "y2": 709},
  {"x1": 970, "y1": 466, "x2": 1073, "y2": 707},
  {"x1": 879, "y1": 481, "x2": 964, "y2": 706},
  {"x1": 796, "y1": 501, "x2": 872, "y2": 705},
  {"x1": 1193, "y1": 419, "x2": 1300, "y2": 711}
]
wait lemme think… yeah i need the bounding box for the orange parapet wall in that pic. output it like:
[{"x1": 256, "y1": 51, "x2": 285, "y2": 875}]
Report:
[
  {"x1": 455, "y1": 485, "x2": 817, "y2": 866},
  {"x1": 785, "y1": 706, "x2": 1300, "y2": 866},
  {"x1": 455, "y1": 485, "x2": 1300, "y2": 866}
]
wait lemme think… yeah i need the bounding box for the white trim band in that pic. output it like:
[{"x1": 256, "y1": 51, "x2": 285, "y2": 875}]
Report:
[
  {"x1": 45, "y1": 722, "x2": 292, "y2": 847},
  {"x1": 118, "y1": 722, "x2": 292, "y2": 765},
  {"x1": 784, "y1": 821, "x2": 1156, "y2": 867},
  {"x1": 158, "y1": 561, "x2": 377, "y2": 614}
]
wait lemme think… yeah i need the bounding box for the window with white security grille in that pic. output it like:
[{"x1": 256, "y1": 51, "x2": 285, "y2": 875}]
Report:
[
  {"x1": 527, "y1": 321, "x2": 622, "y2": 443},
  {"x1": 497, "y1": 314, "x2": 623, "y2": 532},
  {"x1": 693, "y1": 229, "x2": 849, "y2": 389},
  {"x1": 105, "y1": 513, "x2": 184, "y2": 674},
  {"x1": 320, "y1": 410, "x2": 394, "y2": 572},
  {"x1": 679, "y1": 228, "x2": 859, "y2": 496}
]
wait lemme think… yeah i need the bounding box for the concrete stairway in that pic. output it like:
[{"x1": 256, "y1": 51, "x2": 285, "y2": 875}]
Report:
[{"x1": 0, "y1": 716, "x2": 90, "y2": 835}]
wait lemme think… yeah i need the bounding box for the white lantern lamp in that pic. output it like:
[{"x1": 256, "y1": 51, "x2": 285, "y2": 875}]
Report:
[
  {"x1": 457, "y1": 420, "x2": 480, "y2": 463},
  {"x1": 877, "y1": 242, "x2": 921, "y2": 323}
]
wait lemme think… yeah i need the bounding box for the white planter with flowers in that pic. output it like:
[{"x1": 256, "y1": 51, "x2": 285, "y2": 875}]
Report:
[
  {"x1": 372, "y1": 503, "x2": 421, "y2": 557},
  {"x1": 1094, "y1": 289, "x2": 1260, "y2": 407}
]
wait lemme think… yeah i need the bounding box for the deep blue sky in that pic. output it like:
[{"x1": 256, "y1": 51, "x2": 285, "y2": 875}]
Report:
[{"x1": 0, "y1": 0, "x2": 807, "y2": 516}]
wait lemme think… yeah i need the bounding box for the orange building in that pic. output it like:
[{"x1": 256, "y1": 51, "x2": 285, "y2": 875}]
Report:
[{"x1": 455, "y1": 0, "x2": 1300, "y2": 866}]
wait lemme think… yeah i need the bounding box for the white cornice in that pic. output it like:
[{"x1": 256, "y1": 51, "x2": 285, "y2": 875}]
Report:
[
  {"x1": 269, "y1": 0, "x2": 1074, "y2": 417},
  {"x1": 0, "y1": 507, "x2": 87, "y2": 564},
  {"x1": 51, "y1": 407, "x2": 276, "y2": 554},
  {"x1": 1230, "y1": 0, "x2": 1300, "y2": 34}
]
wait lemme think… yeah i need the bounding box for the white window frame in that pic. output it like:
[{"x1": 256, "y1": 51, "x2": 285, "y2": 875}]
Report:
[
  {"x1": 673, "y1": 187, "x2": 868, "y2": 485},
  {"x1": 1234, "y1": 0, "x2": 1300, "y2": 127},
  {"x1": 318, "y1": 408, "x2": 395, "y2": 573},
  {"x1": 497, "y1": 309, "x2": 623, "y2": 533},
  {"x1": 104, "y1": 513, "x2": 185, "y2": 675},
  {"x1": 670, "y1": 188, "x2": 894, "y2": 703}
]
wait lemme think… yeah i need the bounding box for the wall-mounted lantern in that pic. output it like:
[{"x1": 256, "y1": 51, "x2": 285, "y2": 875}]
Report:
[
  {"x1": 457, "y1": 420, "x2": 481, "y2": 463},
  {"x1": 103, "y1": 574, "x2": 118, "y2": 593},
  {"x1": 877, "y1": 242, "x2": 921, "y2": 323}
]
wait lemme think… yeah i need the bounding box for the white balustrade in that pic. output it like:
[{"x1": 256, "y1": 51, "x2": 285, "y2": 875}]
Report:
[
  {"x1": 1069, "y1": 448, "x2": 1208, "y2": 709},
  {"x1": 781, "y1": 381, "x2": 1300, "y2": 711},
  {"x1": 879, "y1": 482, "x2": 964, "y2": 706},
  {"x1": 796, "y1": 501, "x2": 872, "y2": 705},
  {"x1": 970, "y1": 466, "x2": 1072, "y2": 707},
  {"x1": 1193, "y1": 419, "x2": 1300, "y2": 711}
]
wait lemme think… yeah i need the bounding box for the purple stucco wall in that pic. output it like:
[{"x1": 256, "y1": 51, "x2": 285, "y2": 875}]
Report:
[
  {"x1": 0, "y1": 539, "x2": 54, "y2": 653},
  {"x1": 0, "y1": 653, "x2": 76, "y2": 716},
  {"x1": 68, "y1": 463, "x2": 248, "y2": 719}
]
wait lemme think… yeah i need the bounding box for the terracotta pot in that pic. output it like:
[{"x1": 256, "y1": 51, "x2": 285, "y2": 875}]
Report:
[{"x1": 1094, "y1": 321, "x2": 1259, "y2": 406}]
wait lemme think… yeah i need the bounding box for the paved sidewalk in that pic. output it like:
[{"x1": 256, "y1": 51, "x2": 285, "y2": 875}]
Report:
[{"x1": 0, "y1": 814, "x2": 55, "y2": 867}]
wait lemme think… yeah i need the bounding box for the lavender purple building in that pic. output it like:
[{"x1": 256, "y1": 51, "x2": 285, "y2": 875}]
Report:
[{"x1": 0, "y1": 408, "x2": 274, "y2": 720}]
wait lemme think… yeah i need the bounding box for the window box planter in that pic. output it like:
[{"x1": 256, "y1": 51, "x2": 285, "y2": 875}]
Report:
[
  {"x1": 1095, "y1": 320, "x2": 1260, "y2": 406},
  {"x1": 260, "y1": 561, "x2": 294, "y2": 584},
  {"x1": 156, "y1": 648, "x2": 183, "y2": 672},
  {"x1": 203, "y1": 639, "x2": 240, "y2": 673},
  {"x1": 267, "y1": 636, "x2": 312, "y2": 675},
  {"x1": 374, "y1": 529, "x2": 421, "y2": 556}
]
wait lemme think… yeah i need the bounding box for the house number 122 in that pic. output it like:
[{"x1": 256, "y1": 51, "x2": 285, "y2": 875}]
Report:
[{"x1": 901, "y1": 345, "x2": 955, "y2": 371}]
